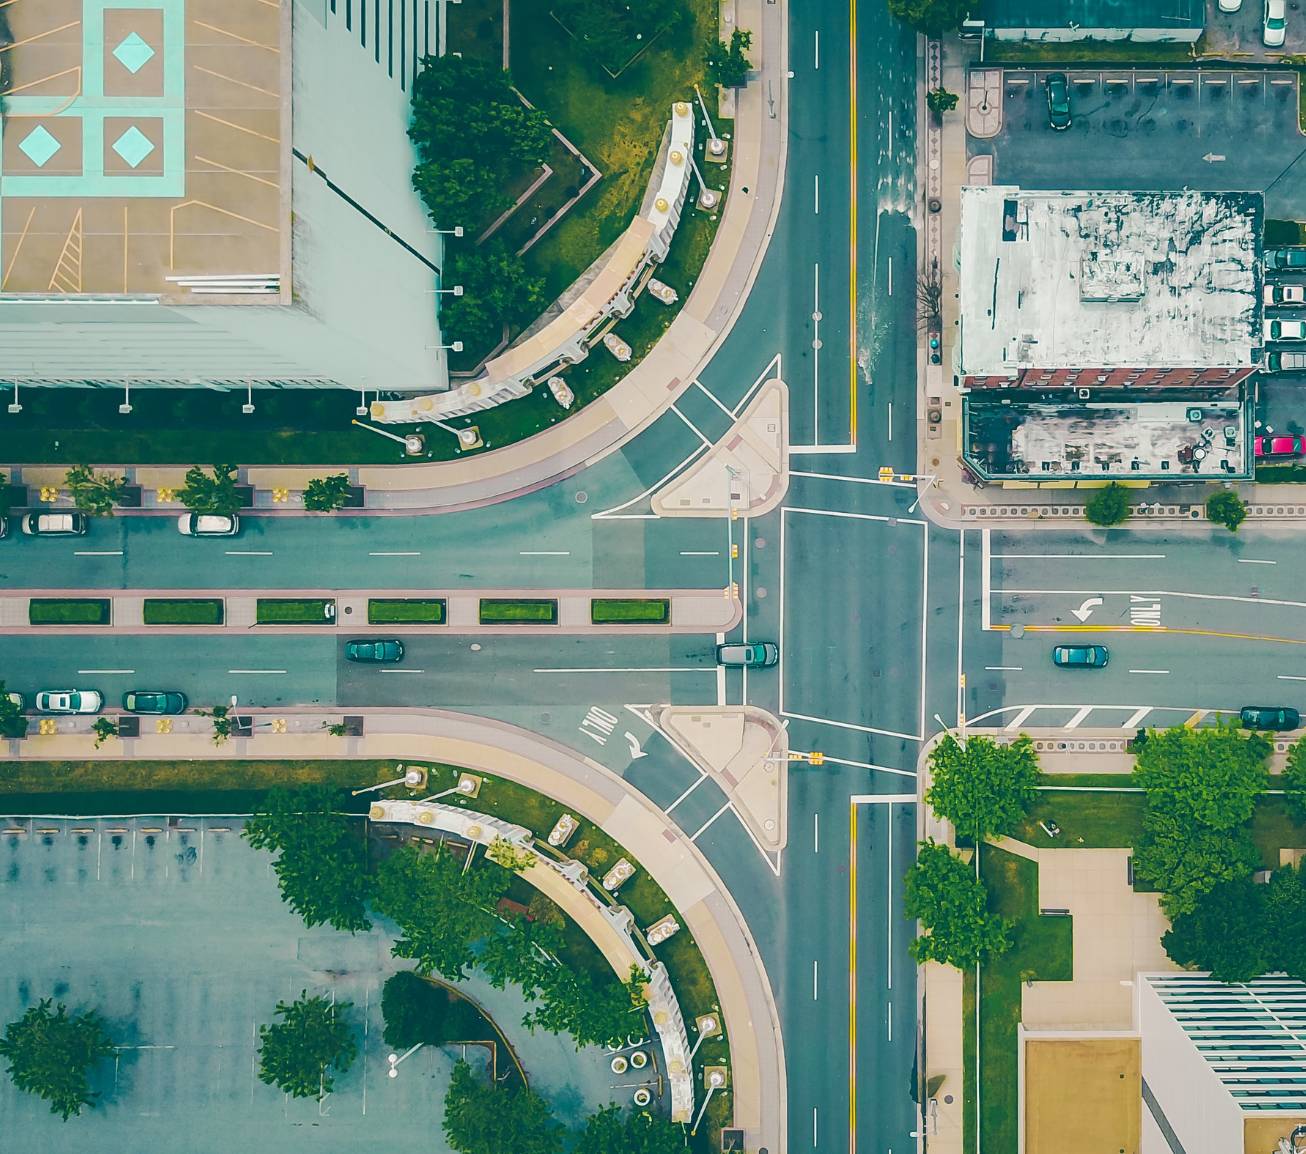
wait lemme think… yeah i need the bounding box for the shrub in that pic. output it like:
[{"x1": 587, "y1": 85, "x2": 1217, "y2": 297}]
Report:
[{"x1": 1084, "y1": 482, "x2": 1131, "y2": 527}]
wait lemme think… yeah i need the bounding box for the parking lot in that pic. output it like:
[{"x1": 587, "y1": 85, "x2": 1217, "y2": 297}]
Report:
[
  {"x1": 971, "y1": 69, "x2": 1306, "y2": 219},
  {"x1": 0, "y1": 816, "x2": 616, "y2": 1151}
]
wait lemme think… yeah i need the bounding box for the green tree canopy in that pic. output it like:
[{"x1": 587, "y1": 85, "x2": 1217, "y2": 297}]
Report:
[
  {"x1": 524, "y1": 964, "x2": 649, "y2": 1049},
  {"x1": 303, "y1": 474, "x2": 353, "y2": 513},
  {"x1": 243, "y1": 785, "x2": 373, "y2": 932},
  {"x1": 904, "y1": 841, "x2": 1012, "y2": 969},
  {"x1": 178, "y1": 464, "x2": 241, "y2": 518},
  {"x1": 257, "y1": 992, "x2": 357, "y2": 1100},
  {"x1": 925, "y1": 733, "x2": 1040, "y2": 842},
  {"x1": 440, "y1": 241, "x2": 545, "y2": 357},
  {"x1": 1206, "y1": 490, "x2": 1247, "y2": 532},
  {"x1": 0, "y1": 679, "x2": 28, "y2": 739},
  {"x1": 381, "y1": 971, "x2": 484, "y2": 1048},
  {"x1": 1162, "y1": 875, "x2": 1270, "y2": 983},
  {"x1": 1084, "y1": 481, "x2": 1132, "y2": 527},
  {"x1": 705, "y1": 28, "x2": 753, "y2": 88},
  {"x1": 888, "y1": 0, "x2": 970, "y2": 35},
  {"x1": 1283, "y1": 737, "x2": 1306, "y2": 824},
  {"x1": 1266, "y1": 863, "x2": 1306, "y2": 979},
  {"x1": 1132, "y1": 810, "x2": 1261, "y2": 918},
  {"x1": 0, "y1": 999, "x2": 115, "y2": 1120},
  {"x1": 926, "y1": 87, "x2": 960, "y2": 116},
  {"x1": 1133, "y1": 725, "x2": 1269, "y2": 831},
  {"x1": 65, "y1": 465, "x2": 128, "y2": 517},
  {"x1": 443, "y1": 1059, "x2": 565, "y2": 1154},
  {"x1": 553, "y1": 0, "x2": 682, "y2": 72},
  {"x1": 574, "y1": 1104, "x2": 687, "y2": 1154}
]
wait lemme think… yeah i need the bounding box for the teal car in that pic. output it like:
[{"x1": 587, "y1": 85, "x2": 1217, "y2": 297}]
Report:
[
  {"x1": 1052, "y1": 645, "x2": 1109, "y2": 669},
  {"x1": 345, "y1": 639, "x2": 404, "y2": 663},
  {"x1": 716, "y1": 642, "x2": 779, "y2": 667}
]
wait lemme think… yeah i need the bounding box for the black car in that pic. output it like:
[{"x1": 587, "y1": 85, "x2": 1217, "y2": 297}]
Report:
[
  {"x1": 345, "y1": 639, "x2": 405, "y2": 663},
  {"x1": 1239, "y1": 706, "x2": 1300, "y2": 731},
  {"x1": 1046, "y1": 73, "x2": 1072, "y2": 131},
  {"x1": 122, "y1": 691, "x2": 188, "y2": 715}
]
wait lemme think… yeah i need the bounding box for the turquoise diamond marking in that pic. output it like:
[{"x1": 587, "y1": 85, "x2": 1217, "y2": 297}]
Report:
[
  {"x1": 18, "y1": 125, "x2": 61, "y2": 168},
  {"x1": 112, "y1": 125, "x2": 155, "y2": 169},
  {"x1": 113, "y1": 31, "x2": 155, "y2": 74}
]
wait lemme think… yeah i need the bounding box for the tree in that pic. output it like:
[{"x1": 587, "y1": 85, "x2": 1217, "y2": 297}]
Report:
[
  {"x1": 91, "y1": 717, "x2": 117, "y2": 749},
  {"x1": 303, "y1": 474, "x2": 353, "y2": 513},
  {"x1": 1162, "y1": 876, "x2": 1269, "y2": 982},
  {"x1": 1283, "y1": 736, "x2": 1306, "y2": 824},
  {"x1": 575, "y1": 1104, "x2": 687, "y2": 1154},
  {"x1": 195, "y1": 703, "x2": 235, "y2": 746},
  {"x1": 0, "y1": 999, "x2": 115, "y2": 1120},
  {"x1": 926, "y1": 87, "x2": 959, "y2": 117},
  {"x1": 524, "y1": 964, "x2": 649, "y2": 1049},
  {"x1": 705, "y1": 28, "x2": 752, "y2": 88},
  {"x1": 443, "y1": 1059, "x2": 565, "y2": 1154},
  {"x1": 412, "y1": 157, "x2": 507, "y2": 236},
  {"x1": 179, "y1": 464, "x2": 241, "y2": 518},
  {"x1": 1206, "y1": 490, "x2": 1247, "y2": 533},
  {"x1": 1133, "y1": 725, "x2": 1269, "y2": 832},
  {"x1": 1084, "y1": 482, "x2": 1132, "y2": 527},
  {"x1": 925, "y1": 733, "x2": 1040, "y2": 843},
  {"x1": 441, "y1": 241, "x2": 545, "y2": 356},
  {"x1": 244, "y1": 785, "x2": 373, "y2": 932},
  {"x1": 257, "y1": 992, "x2": 357, "y2": 1100},
  {"x1": 381, "y1": 971, "x2": 481, "y2": 1048},
  {"x1": 486, "y1": 836, "x2": 534, "y2": 872},
  {"x1": 1132, "y1": 811, "x2": 1261, "y2": 918},
  {"x1": 904, "y1": 841, "x2": 1011, "y2": 969},
  {"x1": 917, "y1": 271, "x2": 943, "y2": 333},
  {"x1": 1267, "y1": 864, "x2": 1306, "y2": 979},
  {"x1": 0, "y1": 680, "x2": 28, "y2": 740},
  {"x1": 887, "y1": 0, "x2": 970, "y2": 35},
  {"x1": 64, "y1": 465, "x2": 128, "y2": 517}
]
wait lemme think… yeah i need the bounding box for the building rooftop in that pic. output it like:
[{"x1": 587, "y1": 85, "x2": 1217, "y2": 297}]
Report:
[
  {"x1": 976, "y1": 0, "x2": 1204, "y2": 31},
  {"x1": 959, "y1": 187, "x2": 1262, "y2": 378}
]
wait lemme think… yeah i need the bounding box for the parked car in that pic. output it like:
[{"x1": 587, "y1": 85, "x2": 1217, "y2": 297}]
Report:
[
  {"x1": 1045, "y1": 72, "x2": 1071, "y2": 131},
  {"x1": 1266, "y1": 248, "x2": 1306, "y2": 271},
  {"x1": 1255, "y1": 434, "x2": 1306, "y2": 458},
  {"x1": 178, "y1": 513, "x2": 239, "y2": 537},
  {"x1": 1270, "y1": 319, "x2": 1306, "y2": 341},
  {"x1": 1267, "y1": 351, "x2": 1306, "y2": 371},
  {"x1": 1052, "y1": 645, "x2": 1109, "y2": 669},
  {"x1": 122, "y1": 690, "x2": 187, "y2": 715},
  {"x1": 0, "y1": 515, "x2": 6, "y2": 539},
  {"x1": 35, "y1": 689, "x2": 103, "y2": 714},
  {"x1": 21, "y1": 512, "x2": 87, "y2": 536},
  {"x1": 1264, "y1": 0, "x2": 1287, "y2": 46},
  {"x1": 1219, "y1": 0, "x2": 1242, "y2": 10},
  {"x1": 716, "y1": 642, "x2": 780, "y2": 668},
  {"x1": 1264, "y1": 283, "x2": 1306, "y2": 306},
  {"x1": 1240, "y1": 705, "x2": 1300, "y2": 731},
  {"x1": 344, "y1": 639, "x2": 404, "y2": 663}
]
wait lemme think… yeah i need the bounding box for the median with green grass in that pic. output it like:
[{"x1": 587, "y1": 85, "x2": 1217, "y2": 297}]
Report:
[
  {"x1": 478, "y1": 598, "x2": 558, "y2": 625},
  {"x1": 255, "y1": 598, "x2": 336, "y2": 625},
  {"x1": 590, "y1": 597, "x2": 671, "y2": 624},
  {"x1": 28, "y1": 599, "x2": 111, "y2": 626},
  {"x1": 142, "y1": 598, "x2": 225, "y2": 626},
  {"x1": 368, "y1": 598, "x2": 446, "y2": 625}
]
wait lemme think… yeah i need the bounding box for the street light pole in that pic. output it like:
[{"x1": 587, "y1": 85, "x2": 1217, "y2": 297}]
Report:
[{"x1": 387, "y1": 1043, "x2": 423, "y2": 1078}]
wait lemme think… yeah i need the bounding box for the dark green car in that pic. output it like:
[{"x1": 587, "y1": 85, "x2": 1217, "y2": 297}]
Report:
[
  {"x1": 1046, "y1": 73, "x2": 1071, "y2": 131},
  {"x1": 345, "y1": 639, "x2": 405, "y2": 663},
  {"x1": 123, "y1": 690, "x2": 188, "y2": 714}
]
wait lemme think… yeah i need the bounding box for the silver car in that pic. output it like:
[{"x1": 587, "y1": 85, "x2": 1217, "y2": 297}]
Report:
[{"x1": 716, "y1": 642, "x2": 780, "y2": 667}]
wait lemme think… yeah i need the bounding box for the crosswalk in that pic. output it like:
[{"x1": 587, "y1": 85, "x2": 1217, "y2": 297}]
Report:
[{"x1": 966, "y1": 703, "x2": 1237, "y2": 731}]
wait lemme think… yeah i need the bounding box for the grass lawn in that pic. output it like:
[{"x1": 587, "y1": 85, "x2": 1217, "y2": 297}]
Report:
[
  {"x1": 142, "y1": 598, "x2": 224, "y2": 626},
  {"x1": 255, "y1": 598, "x2": 335, "y2": 625},
  {"x1": 446, "y1": 0, "x2": 504, "y2": 66},
  {"x1": 479, "y1": 598, "x2": 558, "y2": 624},
  {"x1": 974, "y1": 845, "x2": 1073, "y2": 1154},
  {"x1": 28, "y1": 598, "x2": 111, "y2": 625},
  {"x1": 1014, "y1": 788, "x2": 1145, "y2": 849},
  {"x1": 1255, "y1": 463, "x2": 1306, "y2": 483},
  {"x1": 986, "y1": 39, "x2": 1197, "y2": 64},
  {"x1": 591, "y1": 597, "x2": 670, "y2": 624},
  {"x1": 962, "y1": 969, "x2": 977, "y2": 1154},
  {"x1": 368, "y1": 598, "x2": 446, "y2": 625}
]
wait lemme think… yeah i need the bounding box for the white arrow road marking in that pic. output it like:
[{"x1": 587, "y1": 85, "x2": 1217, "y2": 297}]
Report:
[
  {"x1": 1071, "y1": 596, "x2": 1103, "y2": 622},
  {"x1": 624, "y1": 731, "x2": 648, "y2": 760}
]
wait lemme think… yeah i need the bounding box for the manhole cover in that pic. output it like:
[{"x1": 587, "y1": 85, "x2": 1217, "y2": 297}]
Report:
[
  {"x1": 1011, "y1": 624, "x2": 1025, "y2": 639},
  {"x1": 575, "y1": 490, "x2": 588, "y2": 504}
]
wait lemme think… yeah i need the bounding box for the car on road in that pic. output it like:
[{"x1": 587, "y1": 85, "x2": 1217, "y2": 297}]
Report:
[
  {"x1": 35, "y1": 689, "x2": 103, "y2": 714},
  {"x1": 122, "y1": 690, "x2": 188, "y2": 715},
  {"x1": 1264, "y1": 283, "x2": 1306, "y2": 306},
  {"x1": 1052, "y1": 644, "x2": 1109, "y2": 669},
  {"x1": 0, "y1": 515, "x2": 6, "y2": 539},
  {"x1": 1270, "y1": 319, "x2": 1306, "y2": 342},
  {"x1": 178, "y1": 513, "x2": 240, "y2": 537},
  {"x1": 344, "y1": 639, "x2": 404, "y2": 663},
  {"x1": 1268, "y1": 351, "x2": 1306, "y2": 371},
  {"x1": 21, "y1": 512, "x2": 87, "y2": 536},
  {"x1": 1266, "y1": 248, "x2": 1306, "y2": 271},
  {"x1": 1255, "y1": 434, "x2": 1306, "y2": 458},
  {"x1": 1264, "y1": 0, "x2": 1287, "y2": 46},
  {"x1": 1045, "y1": 73, "x2": 1071, "y2": 131},
  {"x1": 716, "y1": 641, "x2": 780, "y2": 668},
  {"x1": 1240, "y1": 705, "x2": 1300, "y2": 731}
]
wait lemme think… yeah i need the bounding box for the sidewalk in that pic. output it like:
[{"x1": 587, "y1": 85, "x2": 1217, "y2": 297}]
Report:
[
  {"x1": 1, "y1": 586, "x2": 742, "y2": 635},
  {"x1": 3, "y1": 706, "x2": 787, "y2": 1154}
]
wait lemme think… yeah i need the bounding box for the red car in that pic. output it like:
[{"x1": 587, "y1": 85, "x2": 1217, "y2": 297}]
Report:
[{"x1": 1255, "y1": 434, "x2": 1306, "y2": 458}]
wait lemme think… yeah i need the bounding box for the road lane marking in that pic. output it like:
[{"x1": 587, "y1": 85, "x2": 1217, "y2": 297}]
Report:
[
  {"x1": 849, "y1": 803, "x2": 858, "y2": 1154},
  {"x1": 814, "y1": 28, "x2": 819, "y2": 69},
  {"x1": 886, "y1": 802, "x2": 894, "y2": 991},
  {"x1": 1005, "y1": 705, "x2": 1036, "y2": 731},
  {"x1": 813, "y1": 811, "x2": 819, "y2": 854},
  {"x1": 73, "y1": 550, "x2": 123, "y2": 556},
  {"x1": 1238, "y1": 558, "x2": 1277, "y2": 565},
  {"x1": 693, "y1": 379, "x2": 735, "y2": 420},
  {"x1": 990, "y1": 622, "x2": 1306, "y2": 645},
  {"x1": 1066, "y1": 707, "x2": 1092, "y2": 729},
  {"x1": 689, "y1": 799, "x2": 732, "y2": 841},
  {"x1": 1125, "y1": 707, "x2": 1152, "y2": 728},
  {"x1": 809, "y1": 754, "x2": 915, "y2": 778},
  {"x1": 1129, "y1": 669, "x2": 1170, "y2": 675},
  {"x1": 847, "y1": 0, "x2": 859, "y2": 451},
  {"x1": 814, "y1": 171, "x2": 819, "y2": 215},
  {"x1": 519, "y1": 550, "x2": 570, "y2": 556},
  {"x1": 781, "y1": 710, "x2": 921, "y2": 742},
  {"x1": 790, "y1": 469, "x2": 913, "y2": 488},
  {"x1": 716, "y1": 663, "x2": 726, "y2": 708},
  {"x1": 813, "y1": 1106, "x2": 818, "y2": 1148},
  {"x1": 887, "y1": 399, "x2": 893, "y2": 441},
  {"x1": 985, "y1": 665, "x2": 1022, "y2": 671},
  {"x1": 849, "y1": 793, "x2": 917, "y2": 804},
  {"x1": 669, "y1": 402, "x2": 713, "y2": 449},
  {"x1": 1278, "y1": 674, "x2": 1306, "y2": 681},
  {"x1": 1184, "y1": 710, "x2": 1208, "y2": 728},
  {"x1": 813, "y1": 959, "x2": 819, "y2": 1001},
  {"x1": 813, "y1": 262, "x2": 821, "y2": 440},
  {"x1": 887, "y1": 255, "x2": 893, "y2": 296},
  {"x1": 379, "y1": 668, "x2": 425, "y2": 674},
  {"x1": 77, "y1": 668, "x2": 133, "y2": 674},
  {"x1": 533, "y1": 666, "x2": 713, "y2": 674},
  {"x1": 664, "y1": 773, "x2": 706, "y2": 815},
  {"x1": 887, "y1": 1002, "x2": 892, "y2": 1041},
  {"x1": 982, "y1": 528, "x2": 992, "y2": 631},
  {"x1": 785, "y1": 505, "x2": 925, "y2": 527},
  {"x1": 993, "y1": 553, "x2": 1165, "y2": 560},
  {"x1": 225, "y1": 550, "x2": 272, "y2": 556},
  {"x1": 226, "y1": 669, "x2": 286, "y2": 674},
  {"x1": 369, "y1": 551, "x2": 421, "y2": 556},
  {"x1": 680, "y1": 550, "x2": 721, "y2": 556},
  {"x1": 997, "y1": 586, "x2": 1306, "y2": 610}
]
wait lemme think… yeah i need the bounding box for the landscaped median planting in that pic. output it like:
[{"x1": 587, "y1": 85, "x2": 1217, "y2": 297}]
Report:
[
  {"x1": 255, "y1": 598, "x2": 336, "y2": 625},
  {"x1": 590, "y1": 597, "x2": 670, "y2": 625},
  {"x1": 28, "y1": 599, "x2": 111, "y2": 626},
  {"x1": 478, "y1": 598, "x2": 558, "y2": 625},
  {"x1": 142, "y1": 598, "x2": 224, "y2": 626},
  {"x1": 368, "y1": 598, "x2": 446, "y2": 626}
]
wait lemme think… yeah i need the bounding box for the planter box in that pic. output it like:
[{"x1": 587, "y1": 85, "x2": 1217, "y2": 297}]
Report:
[
  {"x1": 115, "y1": 716, "x2": 140, "y2": 738},
  {"x1": 368, "y1": 598, "x2": 445, "y2": 625},
  {"x1": 236, "y1": 484, "x2": 255, "y2": 508},
  {"x1": 479, "y1": 598, "x2": 558, "y2": 625},
  {"x1": 142, "y1": 598, "x2": 224, "y2": 626},
  {"x1": 255, "y1": 598, "x2": 336, "y2": 625},
  {"x1": 343, "y1": 485, "x2": 366, "y2": 509},
  {"x1": 5, "y1": 484, "x2": 27, "y2": 510},
  {"x1": 591, "y1": 597, "x2": 670, "y2": 625},
  {"x1": 342, "y1": 715, "x2": 364, "y2": 737},
  {"x1": 117, "y1": 485, "x2": 143, "y2": 508},
  {"x1": 29, "y1": 598, "x2": 111, "y2": 625}
]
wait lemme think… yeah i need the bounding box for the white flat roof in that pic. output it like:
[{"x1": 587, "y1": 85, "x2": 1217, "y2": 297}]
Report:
[{"x1": 959, "y1": 187, "x2": 1262, "y2": 375}]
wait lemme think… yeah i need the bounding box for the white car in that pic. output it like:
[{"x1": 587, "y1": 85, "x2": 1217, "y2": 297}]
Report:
[
  {"x1": 35, "y1": 689, "x2": 103, "y2": 714},
  {"x1": 1270, "y1": 319, "x2": 1306, "y2": 341},
  {"x1": 178, "y1": 513, "x2": 240, "y2": 537},
  {"x1": 1265, "y1": 283, "x2": 1306, "y2": 306},
  {"x1": 21, "y1": 512, "x2": 87, "y2": 536},
  {"x1": 1265, "y1": 0, "x2": 1287, "y2": 46},
  {"x1": 1219, "y1": 0, "x2": 1241, "y2": 11}
]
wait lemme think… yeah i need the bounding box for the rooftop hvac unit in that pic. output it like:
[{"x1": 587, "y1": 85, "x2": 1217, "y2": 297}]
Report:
[{"x1": 1077, "y1": 388, "x2": 1091, "y2": 400}]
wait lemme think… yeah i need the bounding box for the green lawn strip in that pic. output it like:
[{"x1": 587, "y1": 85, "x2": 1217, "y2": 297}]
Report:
[
  {"x1": 961, "y1": 969, "x2": 977, "y2": 1154},
  {"x1": 479, "y1": 598, "x2": 557, "y2": 624},
  {"x1": 142, "y1": 598, "x2": 224, "y2": 625},
  {"x1": 591, "y1": 597, "x2": 670, "y2": 624},
  {"x1": 368, "y1": 598, "x2": 446, "y2": 625},
  {"x1": 985, "y1": 39, "x2": 1196, "y2": 64},
  {"x1": 0, "y1": 759, "x2": 401, "y2": 797},
  {"x1": 28, "y1": 598, "x2": 111, "y2": 625},
  {"x1": 1015, "y1": 788, "x2": 1146, "y2": 849},
  {"x1": 976, "y1": 845, "x2": 1073, "y2": 1154},
  {"x1": 255, "y1": 598, "x2": 335, "y2": 625},
  {"x1": 1255, "y1": 463, "x2": 1306, "y2": 484}
]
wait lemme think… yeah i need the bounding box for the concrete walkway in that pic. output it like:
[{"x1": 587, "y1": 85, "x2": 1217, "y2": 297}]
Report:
[{"x1": 5, "y1": 706, "x2": 786, "y2": 1154}]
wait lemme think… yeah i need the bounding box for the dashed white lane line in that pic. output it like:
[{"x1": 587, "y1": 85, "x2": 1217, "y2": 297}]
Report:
[
  {"x1": 1278, "y1": 674, "x2": 1306, "y2": 681},
  {"x1": 74, "y1": 550, "x2": 123, "y2": 556},
  {"x1": 984, "y1": 665, "x2": 1023, "y2": 671},
  {"x1": 369, "y1": 551, "x2": 421, "y2": 557},
  {"x1": 1129, "y1": 669, "x2": 1170, "y2": 675},
  {"x1": 379, "y1": 669, "x2": 425, "y2": 674},
  {"x1": 227, "y1": 669, "x2": 286, "y2": 674},
  {"x1": 680, "y1": 551, "x2": 721, "y2": 556},
  {"x1": 519, "y1": 551, "x2": 570, "y2": 556},
  {"x1": 1238, "y1": 558, "x2": 1277, "y2": 565},
  {"x1": 225, "y1": 550, "x2": 272, "y2": 556},
  {"x1": 78, "y1": 669, "x2": 134, "y2": 674}
]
